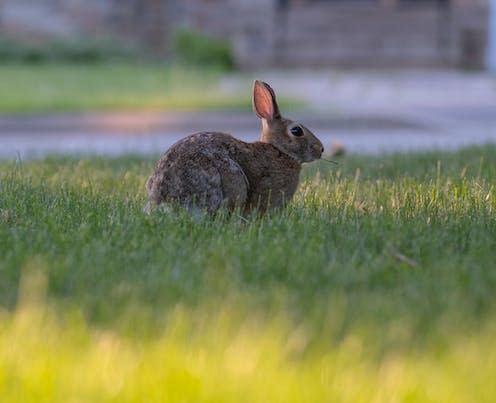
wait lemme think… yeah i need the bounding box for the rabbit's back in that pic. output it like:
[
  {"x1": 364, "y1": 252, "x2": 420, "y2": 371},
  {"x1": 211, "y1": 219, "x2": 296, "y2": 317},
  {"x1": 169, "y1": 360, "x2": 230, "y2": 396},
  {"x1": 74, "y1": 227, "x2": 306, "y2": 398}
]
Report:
[{"x1": 147, "y1": 132, "x2": 249, "y2": 213}]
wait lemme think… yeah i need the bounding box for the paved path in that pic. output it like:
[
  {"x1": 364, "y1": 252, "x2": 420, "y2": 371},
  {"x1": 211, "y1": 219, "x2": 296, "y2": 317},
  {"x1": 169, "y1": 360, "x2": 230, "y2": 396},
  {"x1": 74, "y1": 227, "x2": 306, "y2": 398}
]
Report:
[{"x1": 1, "y1": 70, "x2": 495, "y2": 159}]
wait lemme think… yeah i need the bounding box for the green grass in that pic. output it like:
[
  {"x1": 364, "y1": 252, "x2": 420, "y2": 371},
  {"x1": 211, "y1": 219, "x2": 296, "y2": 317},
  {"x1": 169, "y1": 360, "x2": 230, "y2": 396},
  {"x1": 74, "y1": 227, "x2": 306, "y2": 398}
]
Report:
[
  {"x1": 0, "y1": 64, "x2": 262, "y2": 112},
  {"x1": 1, "y1": 145, "x2": 496, "y2": 401}
]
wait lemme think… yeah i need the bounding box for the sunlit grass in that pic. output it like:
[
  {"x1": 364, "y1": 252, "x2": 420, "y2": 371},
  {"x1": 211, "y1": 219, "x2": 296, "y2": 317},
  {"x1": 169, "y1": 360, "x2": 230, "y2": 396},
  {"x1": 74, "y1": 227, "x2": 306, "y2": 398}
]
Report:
[{"x1": 1, "y1": 145, "x2": 496, "y2": 401}]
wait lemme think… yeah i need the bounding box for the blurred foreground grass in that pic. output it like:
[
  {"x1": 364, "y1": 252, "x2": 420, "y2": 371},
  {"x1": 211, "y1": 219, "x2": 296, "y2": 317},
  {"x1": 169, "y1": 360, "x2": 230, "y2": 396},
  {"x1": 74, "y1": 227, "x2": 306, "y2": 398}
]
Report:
[
  {"x1": 0, "y1": 64, "x2": 261, "y2": 112},
  {"x1": 2, "y1": 297, "x2": 495, "y2": 402},
  {"x1": 1, "y1": 146, "x2": 496, "y2": 401}
]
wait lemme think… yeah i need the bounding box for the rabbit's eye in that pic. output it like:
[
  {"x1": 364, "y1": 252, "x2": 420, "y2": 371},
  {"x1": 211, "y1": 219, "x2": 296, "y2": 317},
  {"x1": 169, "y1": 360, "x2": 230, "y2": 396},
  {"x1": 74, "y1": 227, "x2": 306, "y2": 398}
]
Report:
[{"x1": 290, "y1": 126, "x2": 304, "y2": 137}]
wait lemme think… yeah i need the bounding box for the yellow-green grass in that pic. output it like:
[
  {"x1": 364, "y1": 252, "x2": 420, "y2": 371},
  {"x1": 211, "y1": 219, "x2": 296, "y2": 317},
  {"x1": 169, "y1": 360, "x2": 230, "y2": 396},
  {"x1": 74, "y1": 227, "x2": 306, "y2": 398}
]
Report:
[
  {"x1": 1, "y1": 145, "x2": 496, "y2": 401},
  {"x1": 0, "y1": 64, "x2": 299, "y2": 113},
  {"x1": 1, "y1": 297, "x2": 495, "y2": 403}
]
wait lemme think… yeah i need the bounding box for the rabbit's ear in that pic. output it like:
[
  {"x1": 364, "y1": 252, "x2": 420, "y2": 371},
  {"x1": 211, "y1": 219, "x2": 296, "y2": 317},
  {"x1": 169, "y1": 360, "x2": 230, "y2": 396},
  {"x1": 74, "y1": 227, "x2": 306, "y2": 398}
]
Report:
[{"x1": 253, "y1": 80, "x2": 281, "y2": 121}]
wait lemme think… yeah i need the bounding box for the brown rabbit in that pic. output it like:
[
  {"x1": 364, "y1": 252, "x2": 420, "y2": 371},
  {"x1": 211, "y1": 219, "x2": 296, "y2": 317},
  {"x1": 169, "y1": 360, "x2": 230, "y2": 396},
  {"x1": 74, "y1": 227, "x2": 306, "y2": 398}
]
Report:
[{"x1": 146, "y1": 80, "x2": 323, "y2": 215}]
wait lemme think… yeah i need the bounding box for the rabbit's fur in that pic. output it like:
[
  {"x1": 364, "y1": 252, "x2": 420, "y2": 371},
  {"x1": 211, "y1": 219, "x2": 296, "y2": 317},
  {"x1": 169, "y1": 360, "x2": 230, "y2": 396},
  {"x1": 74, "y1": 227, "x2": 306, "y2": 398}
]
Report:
[{"x1": 146, "y1": 80, "x2": 323, "y2": 215}]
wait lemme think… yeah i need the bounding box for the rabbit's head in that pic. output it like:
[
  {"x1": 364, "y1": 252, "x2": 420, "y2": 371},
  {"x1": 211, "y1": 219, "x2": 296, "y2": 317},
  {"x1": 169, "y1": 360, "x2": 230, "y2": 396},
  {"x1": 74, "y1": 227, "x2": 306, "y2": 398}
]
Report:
[{"x1": 253, "y1": 80, "x2": 323, "y2": 163}]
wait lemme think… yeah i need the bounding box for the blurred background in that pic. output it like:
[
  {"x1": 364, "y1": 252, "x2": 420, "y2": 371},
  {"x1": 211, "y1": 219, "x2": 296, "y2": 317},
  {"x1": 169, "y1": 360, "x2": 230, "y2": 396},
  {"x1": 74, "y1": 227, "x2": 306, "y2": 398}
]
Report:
[{"x1": 0, "y1": 0, "x2": 495, "y2": 157}]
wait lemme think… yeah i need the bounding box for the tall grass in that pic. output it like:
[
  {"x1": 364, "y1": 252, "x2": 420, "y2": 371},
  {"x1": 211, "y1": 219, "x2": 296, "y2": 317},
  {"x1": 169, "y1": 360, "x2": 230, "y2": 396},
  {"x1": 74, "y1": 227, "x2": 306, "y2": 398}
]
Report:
[{"x1": 1, "y1": 145, "x2": 496, "y2": 401}]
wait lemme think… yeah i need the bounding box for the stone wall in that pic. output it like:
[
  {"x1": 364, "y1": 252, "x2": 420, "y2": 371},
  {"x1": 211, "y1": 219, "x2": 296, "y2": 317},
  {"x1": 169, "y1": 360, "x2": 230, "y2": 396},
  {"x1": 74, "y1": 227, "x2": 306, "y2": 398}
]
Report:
[
  {"x1": 0, "y1": 0, "x2": 109, "y2": 38},
  {"x1": 262, "y1": 3, "x2": 443, "y2": 68},
  {"x1": 231, "y1": 0, "x2": 489, "y2": 68},
  {"x1": 0, "y1": 0, "x2": 490, "y2": 68},
  {"x1": 0, "y1": 0, "x2": 170, "y2": 52}
]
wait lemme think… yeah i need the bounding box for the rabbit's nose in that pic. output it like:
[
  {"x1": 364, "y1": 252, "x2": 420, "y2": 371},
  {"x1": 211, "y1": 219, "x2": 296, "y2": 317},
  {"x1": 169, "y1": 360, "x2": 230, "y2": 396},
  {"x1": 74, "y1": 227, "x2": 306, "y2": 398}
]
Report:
[{"x1": 313, "y1": 144, "x2": 324, "y2": 155}]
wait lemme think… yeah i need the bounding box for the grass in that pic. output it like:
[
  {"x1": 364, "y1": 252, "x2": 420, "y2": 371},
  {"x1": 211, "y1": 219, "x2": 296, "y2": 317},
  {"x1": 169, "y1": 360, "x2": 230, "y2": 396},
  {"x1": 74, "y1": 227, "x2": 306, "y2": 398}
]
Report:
[
  {"x1": 1, "y1": 145, "x2": 496, "y2": 401},
  {"x1": 0, "y1": 64, "x2": 266, "y2": 113}
]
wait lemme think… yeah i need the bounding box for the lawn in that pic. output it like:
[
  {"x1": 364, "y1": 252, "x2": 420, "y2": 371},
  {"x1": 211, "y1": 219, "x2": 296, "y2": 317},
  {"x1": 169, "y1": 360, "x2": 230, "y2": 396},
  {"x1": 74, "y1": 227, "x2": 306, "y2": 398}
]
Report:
[
  {"x1": 0, "y1": 64, "x2": 258, "y2": 112},
  {"x1": 1, "y1": 146, "x2": 496, "y2": 402}
]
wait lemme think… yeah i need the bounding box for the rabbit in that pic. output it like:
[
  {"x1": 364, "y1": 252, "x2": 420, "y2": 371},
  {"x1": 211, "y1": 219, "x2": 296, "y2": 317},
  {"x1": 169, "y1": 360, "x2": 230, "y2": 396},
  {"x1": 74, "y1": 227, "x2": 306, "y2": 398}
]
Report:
[{"x1": 146, "y1": 80, "x2": 324, "y2": 215}]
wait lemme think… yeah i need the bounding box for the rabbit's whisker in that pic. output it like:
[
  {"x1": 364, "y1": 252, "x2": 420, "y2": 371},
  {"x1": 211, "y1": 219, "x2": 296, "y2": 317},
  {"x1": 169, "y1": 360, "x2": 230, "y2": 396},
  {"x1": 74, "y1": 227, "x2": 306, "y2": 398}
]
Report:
[{"x1": 321, "y1": 158, "x2": 339, "y2": 165}]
